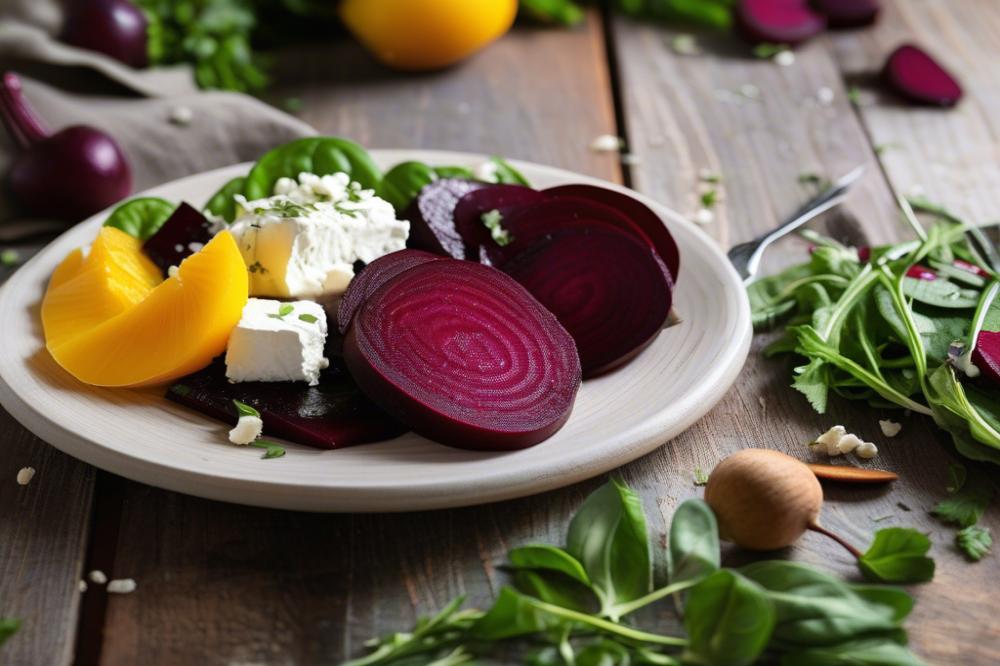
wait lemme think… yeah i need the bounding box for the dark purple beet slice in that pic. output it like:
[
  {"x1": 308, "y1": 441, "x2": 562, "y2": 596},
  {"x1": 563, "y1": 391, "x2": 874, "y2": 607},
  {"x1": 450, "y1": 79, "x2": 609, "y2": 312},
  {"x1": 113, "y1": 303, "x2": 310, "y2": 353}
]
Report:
[
  {"x1": 544, "y1": 184, "x2": 680, "y2": 283},
  {"x1": 343, "y1": 260, "x2": 581, "y2": 451},
  {"x1": 403, "y1": 178, "x2": 487, "y2": 258},
  {"x1": 480, "y1": 197, "x2": 650, "y2": 268},
  {"x1": 812, "y1": 0, "x2": 880, "y2": 28},
  {"x1": 883, "y1": 44, "x2": 963, "y2": 107},
  {"x1": 337, "y1": 249, "x2": 444, "y2": 334},
  {"x1": 166, "y1": 359, "x2": 406, "y2": 449},
  {"x1": 142, "y1": 202, "x2": 215, "y2": 275},
  {"x1": 736, "y1": 0, "x2": 826, "y2": 45},
  {"x1": 973, "y1": 331, "x2": 1000, "y2": 386},
  {"x1": 503, "y1": 225, "x2": 673, "y2": 377},
  {"x1": 452, "y1": 184, "x2": 546, "y2": 261}
]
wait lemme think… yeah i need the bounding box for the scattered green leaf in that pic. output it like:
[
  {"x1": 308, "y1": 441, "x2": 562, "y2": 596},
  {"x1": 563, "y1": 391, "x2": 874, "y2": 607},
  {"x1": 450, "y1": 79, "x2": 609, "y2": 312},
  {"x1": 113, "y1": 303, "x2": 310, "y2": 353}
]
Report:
[
  {"x1": 249, "y1": 439, "x2": 285, "y2": 459},
  {"x1": 956, "y1": 525, "x2": 992, "y2": 561},
  {"x1": 858, "y1": 528, "x2": 935, "y2": 584},
  {"x1": 232, "y1": 399, "x2": 260, "y2": 419}
]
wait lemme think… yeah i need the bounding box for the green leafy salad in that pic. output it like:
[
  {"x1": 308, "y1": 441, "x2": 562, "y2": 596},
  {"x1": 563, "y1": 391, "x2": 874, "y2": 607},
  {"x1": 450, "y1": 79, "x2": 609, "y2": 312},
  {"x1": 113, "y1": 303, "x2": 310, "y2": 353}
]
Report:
[{"x1": 750, "y1": 198, "x2": 1000, "y2": 467}]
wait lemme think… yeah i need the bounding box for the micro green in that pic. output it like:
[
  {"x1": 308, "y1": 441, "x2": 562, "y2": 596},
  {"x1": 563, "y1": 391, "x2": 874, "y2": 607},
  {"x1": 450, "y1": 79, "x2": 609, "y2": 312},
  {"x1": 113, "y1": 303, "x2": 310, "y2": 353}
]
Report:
[
  {"x1": 298, "y1": 313, "x2": 319, "y2": 324},
  {"x1": 269, "y1": 304, "x2": 295, "y2": 320},
  {"x1": 232, "y1": 399, "x2": 260, "y2": 419},
  {"x1": 249, "y1": 440, "x2": 285, "y2": 459}
]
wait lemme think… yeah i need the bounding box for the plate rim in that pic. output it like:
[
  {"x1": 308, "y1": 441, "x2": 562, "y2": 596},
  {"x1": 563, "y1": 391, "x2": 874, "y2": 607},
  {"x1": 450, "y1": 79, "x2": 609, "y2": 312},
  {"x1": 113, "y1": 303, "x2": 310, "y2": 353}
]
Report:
[{"x1": 0, "y1": 151, "x2": 751, "y2": 512}]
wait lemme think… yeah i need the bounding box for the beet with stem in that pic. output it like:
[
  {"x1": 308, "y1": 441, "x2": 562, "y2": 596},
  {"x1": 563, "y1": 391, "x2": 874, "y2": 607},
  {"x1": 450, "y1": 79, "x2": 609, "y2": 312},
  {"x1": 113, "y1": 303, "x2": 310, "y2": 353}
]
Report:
[
  {"x1": 343, "y1": 259, "x2": 581, "y2": 450},
  {"x1": 503, "y1": 225, "x2": 673, "y2": 377},
  {"x1": 883, "y1": 44, "x2": 963, "y2": 107},
  {"x1": 142, "y1": 202, "x2": 216, "y2": 275},
  {"x1": 167, "y1": 360, "x2": 407, "y2": 449},
  {"x1": 811, "y1": 0, "x2": 880, "y2": 28},
  {"x1": 337, "y1": 249, "x2": 444, "y2": 334},
  {"x1": 736, "y1": 0, "x2": 827, "y2": 46},
  {"x1": 403, "y1": 178, "x2": 486, "y2": 258},
  {"x1": 62, "y1": 0, "x2": 149, "y2": 68}
]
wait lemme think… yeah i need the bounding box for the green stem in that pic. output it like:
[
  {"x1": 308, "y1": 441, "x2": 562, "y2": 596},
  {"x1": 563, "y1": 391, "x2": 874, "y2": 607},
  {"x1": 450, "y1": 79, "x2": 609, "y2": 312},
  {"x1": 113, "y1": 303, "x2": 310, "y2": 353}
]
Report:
[
  {"x1": 878, "y1": 268, "x2": 928, "y2": 381},
  {"x1": 965, "y1": 280, "x2": 1000, "y2": 353},
  {"x1": 606, "y1": 578, "x2": 702, "y2": 618},
  {"x1": 819, "y1": 265, "x2": 879, "y2": 344},
  {"x1": 524, "y1": 597, "x2": 688, "y2": 647}
]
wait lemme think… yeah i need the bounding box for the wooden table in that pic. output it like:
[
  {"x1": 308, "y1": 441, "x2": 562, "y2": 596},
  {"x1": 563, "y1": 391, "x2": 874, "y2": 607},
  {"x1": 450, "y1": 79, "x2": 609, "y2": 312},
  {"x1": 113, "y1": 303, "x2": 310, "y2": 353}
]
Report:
[{"x1": 3, "y1": 1, "x2": 1000, "y2": 663}]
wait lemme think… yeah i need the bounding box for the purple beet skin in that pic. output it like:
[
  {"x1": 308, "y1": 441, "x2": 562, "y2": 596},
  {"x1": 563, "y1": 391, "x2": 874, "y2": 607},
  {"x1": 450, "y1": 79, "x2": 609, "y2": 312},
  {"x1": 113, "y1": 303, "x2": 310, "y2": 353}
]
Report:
[
  {"x1": 167, "y1": 359, "x2": 406, "y2": 449},
  {"x1": 452, "y1": 184, "x2": 546, "y2": 261},
  {"x1": 736, "y1": 0, "x2": 827, "y2": 45},
  {"x1": 143, "y1": 202, "x2": 216, "y2": 275},
  {"x1": 342, "y1": 259, "x2": 581, "y2": 451},
  {"x1": 811, "y1": 0, "x2": 880, "y2": 28},
  {"x1": 503, "y1": 225, "x2": 673, "y2": 377},
  {"x1": 883, "y1": 44, "x2": 963, "y2": 107},
  {"x1": 337, "y1": 249, "x2": 444, "y2": 334},
  {"x1": 403, "y1": 178, "x2": 487, "y2": 258},
  {"x1": 973, "y1": 331, "x2": 1000, "y2": 387}
]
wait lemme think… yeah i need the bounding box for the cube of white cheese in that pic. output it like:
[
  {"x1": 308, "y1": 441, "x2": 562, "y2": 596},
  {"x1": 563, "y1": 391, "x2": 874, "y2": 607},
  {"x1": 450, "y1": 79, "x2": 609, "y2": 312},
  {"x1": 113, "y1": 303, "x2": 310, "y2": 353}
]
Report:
[
  {"x1": 226, "y1": 172, "x2": 409, "y2": 298},
  {"x1": 225, "y1": 299, "x2": 329, "y2": 385}
]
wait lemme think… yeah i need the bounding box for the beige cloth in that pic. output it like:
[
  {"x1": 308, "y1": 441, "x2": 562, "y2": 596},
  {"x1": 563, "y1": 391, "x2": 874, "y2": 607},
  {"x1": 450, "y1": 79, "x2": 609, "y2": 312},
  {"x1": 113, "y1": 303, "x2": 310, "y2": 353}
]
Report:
[{"x1": 0, "y1": 0, "x2": 315, "y2": 239}]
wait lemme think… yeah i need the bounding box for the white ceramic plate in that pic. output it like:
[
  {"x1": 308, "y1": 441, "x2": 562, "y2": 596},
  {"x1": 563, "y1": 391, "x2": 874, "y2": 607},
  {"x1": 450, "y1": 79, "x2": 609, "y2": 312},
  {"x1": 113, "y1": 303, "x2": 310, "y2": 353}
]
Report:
[{"x1": 0, "y1": 151, "x2": 750, "y2": 512}]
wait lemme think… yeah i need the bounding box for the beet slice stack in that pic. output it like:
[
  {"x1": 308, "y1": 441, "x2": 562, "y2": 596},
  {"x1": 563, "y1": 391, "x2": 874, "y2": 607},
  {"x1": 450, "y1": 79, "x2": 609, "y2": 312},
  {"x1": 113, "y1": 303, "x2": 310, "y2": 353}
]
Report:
[{"x1": 342, "y1": 259, "x2": 581, "y2": 450}]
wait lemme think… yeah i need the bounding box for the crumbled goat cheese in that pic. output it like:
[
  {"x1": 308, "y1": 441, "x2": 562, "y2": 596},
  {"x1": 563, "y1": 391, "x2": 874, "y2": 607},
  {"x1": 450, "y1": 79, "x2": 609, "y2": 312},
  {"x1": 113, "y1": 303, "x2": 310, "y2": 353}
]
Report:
[
  {"x1": 693, "y1": 208, "x2": 715, "y2": 225},
  {"x1": 813, "y1": 425, "x2": 847, "y2": 455},
  {"x1": 836, "y1": 433, "x2": 864, "y2": 455},
  {"x1": 589, "y1": 134, "x2": 623, "y2": 153},
  {"x1": 739, "y1": 84, "x2": 761, "y2": 100},
  {"x1": 774, "y1": 50, "x2": 796, "y2": 67},
  {"x1": 167, "y1": 265, "x2": 179, "y2": 279},
  {"x1": 107, "y1": 578, "x2": 137, "y2": 594},
  {"x1": 879, "y1": 419, "x2": 902, "y2": 438},
  {"x1": 169, "y1": 105, "x2": 193, "y2": 126},
  {"x1": 229, "y1": 414, "x2": 264, "y2": 445},
  {"x1": 16, "y1": 466, "x2": 35, "y2": 485},
  {"x1": 817, "y1": 87, "x2": 835, "y2": 105},
  {"x1": 89, "y1": 570, "x2": 108, "y2": 585},
  {"x1": 473, "y1": 160, "x2": 500, "y2": 182},
  {"x1": 79, "y1": 580, "x2": 88, "y2": 593},
  {"x1": 855, "y1": 441, "x2": 879, "y2": 459}
]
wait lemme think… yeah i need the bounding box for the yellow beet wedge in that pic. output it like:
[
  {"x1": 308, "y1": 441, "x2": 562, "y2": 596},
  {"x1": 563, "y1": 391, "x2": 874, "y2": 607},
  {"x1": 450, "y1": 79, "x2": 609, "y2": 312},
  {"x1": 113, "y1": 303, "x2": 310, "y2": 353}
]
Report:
[{"x1": 43, "y1": 230, "x2": 249, "y2": 387}]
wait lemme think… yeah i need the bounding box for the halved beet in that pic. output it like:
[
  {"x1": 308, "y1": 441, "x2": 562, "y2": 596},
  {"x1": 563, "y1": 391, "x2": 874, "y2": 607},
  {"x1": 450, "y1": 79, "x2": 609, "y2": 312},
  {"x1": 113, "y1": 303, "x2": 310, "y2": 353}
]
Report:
[
  {"x1": 973, "y1": 331, "x2": 1000, "y2": 386},
  {"x1": 883, "y1": 44, "x2": 963, "y2": 107},
  {"x1": 452, "y1": 184, "x2": 546, "y2": 261},
  {"x1": 544, "y1": 184, "x2": 680, "y2": 283},
  {"x1": 811, "y1": 0, "x2": 880, "y2": 28},
  {"x1": 736, "y1": 0, "x2": 826, "y2": 45},
  {"x1": 337, "y1": 249, "x2": 444, "y2": 334},
  {"x1": 403, "y1": 178, "x2": 486, "y2": 258},
  {"x1": 503, "y1": 225, "x2": 673, "y2": 377},
  {"x1": 343, "y1": 260, "x2": 581, "y2": 450},
  {"x1": 142, "y1": 202, "x2": 215, "y2": 275},
  {"x1": 166, "y1": 360, "x2": 406, "y2": 449}
]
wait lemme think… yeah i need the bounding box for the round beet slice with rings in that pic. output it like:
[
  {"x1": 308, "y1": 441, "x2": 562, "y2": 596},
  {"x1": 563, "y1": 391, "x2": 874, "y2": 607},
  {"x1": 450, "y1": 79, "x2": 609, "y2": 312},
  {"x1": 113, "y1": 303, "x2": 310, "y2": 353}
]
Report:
[
  {"x1": 503, "y1": 225, "x2": 673, "y2": 377},
  {"x1": 343, "y1": 260, "x2": 581, "y2": 450},
  {"x1": 883, "y1": 44, "x2": 963, "y2": 107},
  {"x1": 544, "y1": 184, "x2": 680, "y2": 283},
  {"x1": 403, "y1": 178, "x2": 487, "y2": 258},
  {"x1": 337, "y1": 249, "x2": 444, "y2": 334},
  {"x1": 452, "y1": 184, "x2": 546, "y2": 261}
]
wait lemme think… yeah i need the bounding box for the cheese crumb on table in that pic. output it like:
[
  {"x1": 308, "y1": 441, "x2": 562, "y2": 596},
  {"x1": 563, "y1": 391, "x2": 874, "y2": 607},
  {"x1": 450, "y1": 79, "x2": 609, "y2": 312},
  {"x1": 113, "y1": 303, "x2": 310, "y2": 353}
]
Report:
[
  {"x1": 89, "y1": 570, "x2": 107, "y2": 585},
  {"x1": 589, "y1": 134, "x2": 623, "y2": 153},
  {"x1": 855, "y1": 442, "x2": 879, "y2": 459},
  {"x1": 835, "y1": 433, "x2": 863, "y2": 455},
  {"x1": 229, "y1": 414, "x2": 264, "y2": 445},
  {"x1": 811, "y1": 425, "x2": 880, "y2": 460},
  {"x1": 225, "y1": 299, "x2": 329, "y2": 386},
  {"x1": 79, "y1": 580, "x2": 88, "y2": 593},
  {"x1": 879, "y1": 419, "x2": 902, "y2": 438},
  {"x1": 16, "y1": 466, "x2": 35, "y2": 485},
  {"x1": 813, "y1": 425, "x2": 846, "y2": 455},
  {"x1": 107, "y1": 579, "x2": 137, "y2": 594}
]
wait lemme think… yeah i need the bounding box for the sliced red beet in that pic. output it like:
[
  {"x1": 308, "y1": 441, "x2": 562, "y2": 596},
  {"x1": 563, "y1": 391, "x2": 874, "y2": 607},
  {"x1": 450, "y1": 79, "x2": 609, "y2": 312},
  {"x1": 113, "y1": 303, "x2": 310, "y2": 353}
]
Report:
[
  {"x1": 403, "y1": 178, "x2": 487, "y2": 259},
  {"x1": 503, "y1": 225, "x2": 673, "y2": 377},
  {"x1": 973, "y1": 331, "x2": 1000, "y2": 386},
  {"x1": 883, "y1": 44, "x2": 963, "y2": 107},
  {"x1": 954, "y1": 259, "x2": 990, "y2": 278},
  {"x1": 812, "y1": 0, "x2": 879, "y2": 28},
  {"x1": 337, "y1": 249, "x2": 444, "y2": 334},
  {"x1": 736, "y1": 0, "x2": 826, "y2": 45},
  {"x1": 452, "y1": 184, "x2": 546, "y2": 261},
  {"x1": 166, "y1": 360, "x2": 406, "y2": 449},
  {"x1": 142, "y1": 202, "x2": 215, "y2": 275},
  {"x1": 906, "y1": 264, "x2": 937, "y2": 281},
  {"x1": 343, "y1": 260, "x2": 581, "y2": 451},
  {"x1": 544, "y1": 184, "x2": 680, "y2": 283}
]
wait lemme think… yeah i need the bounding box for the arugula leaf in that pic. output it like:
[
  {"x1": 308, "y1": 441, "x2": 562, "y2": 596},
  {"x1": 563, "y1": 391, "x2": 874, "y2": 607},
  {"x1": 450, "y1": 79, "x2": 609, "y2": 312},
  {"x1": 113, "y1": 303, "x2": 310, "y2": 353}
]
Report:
[
  {"x1": 900, "y1": 276, "x2": 979, "y2": 309},
  {"x1": 858, "y1": 528, "x2": 935, "y2": 584},
  {"x1": 956, "y1": 525, "x2": 992, "y2": 561},
  {"x1": 683, "y1": 570, "x2": 775, "y2": 666}
]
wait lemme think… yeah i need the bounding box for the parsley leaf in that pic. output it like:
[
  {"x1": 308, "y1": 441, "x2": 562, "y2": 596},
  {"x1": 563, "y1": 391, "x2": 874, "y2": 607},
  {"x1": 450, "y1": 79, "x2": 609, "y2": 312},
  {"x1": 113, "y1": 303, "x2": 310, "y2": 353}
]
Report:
[
  {"x1": 250, "y1": 440, "x2": 285, "y2": 459},
  {"x1": 481, "y1": 209, "x2": 513, "y2": 247},
  {"x1": 933, "y1": 470, "x2": 994, "y2": 527},
  {"x1": 233, "y1": 399, "x2": 260, "y2": 419},
  {"x1": 858, "y1": 528, "x2": 935, "y2": 583},
  {"x1": 956, "y1": 526, "x2": 992, "y2": 561}
]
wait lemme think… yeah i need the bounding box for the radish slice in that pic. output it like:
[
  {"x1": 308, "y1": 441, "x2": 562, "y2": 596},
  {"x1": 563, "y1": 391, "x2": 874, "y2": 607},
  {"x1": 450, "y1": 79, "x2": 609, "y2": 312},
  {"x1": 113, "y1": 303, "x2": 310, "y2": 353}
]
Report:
[
  {"x1": 544, "y1": 184, "x2": 680, "y2": 282},
  {"x1": 736, "y1": 0, "x2": 826, "y2": 45},
  {"x1": 973, "y1": 331, "x2": 1000, "y2": 386},
  {"x1": 343, "y1": 260, "x2": 581, "y2": 450},
  {"x1": 452, "y1": 184, "x2": 546, "y2": 261},
  {"x1": 337, "y1": 249, "x2": 444, "y2": 334},
  {"x1": 504, "y1": 226, "x2": 673, "y2": 377},
  {"x1": 403, "y1": 178, "x2": 486, "y2": 258},
  {"x1": 883, "y1": 44, "x2": 963, "y2": 107},
  {"x1": 812, "y1": 0, "x2": 880, "y2": 28}
]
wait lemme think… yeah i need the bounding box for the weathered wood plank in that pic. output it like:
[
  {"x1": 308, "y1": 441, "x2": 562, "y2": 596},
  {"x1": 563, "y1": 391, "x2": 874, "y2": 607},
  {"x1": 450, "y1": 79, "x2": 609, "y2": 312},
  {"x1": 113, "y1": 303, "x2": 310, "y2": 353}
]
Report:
[
  {"x1": 610, "y1": 13, "x2": 999, "y2": 665},
  {"x1": 97, "y1": 15, "x2": 624, "y2": 665}
]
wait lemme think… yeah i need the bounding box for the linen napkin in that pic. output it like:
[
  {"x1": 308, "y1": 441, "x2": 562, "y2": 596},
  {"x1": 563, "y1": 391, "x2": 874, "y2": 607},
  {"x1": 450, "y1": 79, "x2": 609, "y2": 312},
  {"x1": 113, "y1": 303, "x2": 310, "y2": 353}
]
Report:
[{"x1": 0, "y1": 0, "x2": 315, "y2": 240}]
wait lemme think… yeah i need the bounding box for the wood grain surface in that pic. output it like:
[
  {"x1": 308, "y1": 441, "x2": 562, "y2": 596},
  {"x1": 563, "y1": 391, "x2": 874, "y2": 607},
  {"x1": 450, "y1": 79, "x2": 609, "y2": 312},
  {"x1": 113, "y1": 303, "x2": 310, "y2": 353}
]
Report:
[{"x1": 1, "y1": 1, "x2": 999, "y2": 664}]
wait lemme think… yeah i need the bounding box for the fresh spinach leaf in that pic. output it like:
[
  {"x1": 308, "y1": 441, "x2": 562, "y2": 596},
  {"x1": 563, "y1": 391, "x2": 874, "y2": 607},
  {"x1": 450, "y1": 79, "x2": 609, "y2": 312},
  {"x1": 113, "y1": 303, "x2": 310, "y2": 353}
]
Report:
[
  {"x1": 520, "y1": 0, "x2": 585, "y2": 24},
  {"x1": 204, "y1": 176, "x2": 247, "y2": 223},
  {"x1": 956, "y1": 525, "x2": 992, "y2": 561},
  {"x1": 245, "y1": 137, "x2": 381, "y2": 199},
  {"x1": 667, "y1": 498, "x2": 719, "y2": 586},
  {"x1": 566, "y1": 479, "x2": 652, "y2": 618},
  {"x1": 858, "y1": 528, "x2": 935, "y2": 583},
  {"x1": 779, "y1": 638, "x2": 927, "y2": 666},
  {"x1": 376, "y1": 161, "x2": 439, "y2": 212},
  {"x1": 485, "y1": 156, "x2": 530, "y2": 186},
  {"x1": 682, "y1": 570, "x2": 774, "y2": 666},
  {"x1": 103, "y1": 197, "x2": 176, "y2": 241}
]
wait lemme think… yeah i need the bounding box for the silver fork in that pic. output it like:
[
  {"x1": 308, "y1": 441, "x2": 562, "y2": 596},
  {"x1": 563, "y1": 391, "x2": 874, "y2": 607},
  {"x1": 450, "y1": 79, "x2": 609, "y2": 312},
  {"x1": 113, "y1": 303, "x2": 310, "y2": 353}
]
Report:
[{"x1": 727, "y1": 165, "x2": 867, "y2": 283}]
